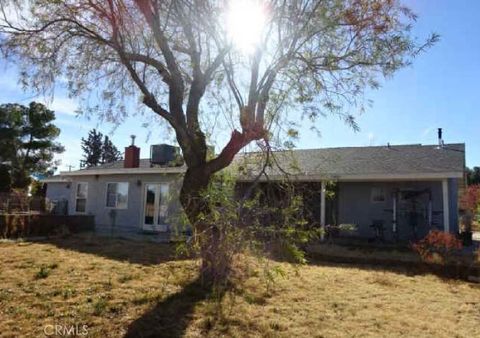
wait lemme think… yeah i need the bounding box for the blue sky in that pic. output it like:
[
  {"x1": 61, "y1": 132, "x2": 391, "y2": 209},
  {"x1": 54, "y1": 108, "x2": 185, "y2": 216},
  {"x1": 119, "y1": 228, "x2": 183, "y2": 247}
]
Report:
[{"x1": 0, "y1": 0, "x2": 478, "y2": 171}]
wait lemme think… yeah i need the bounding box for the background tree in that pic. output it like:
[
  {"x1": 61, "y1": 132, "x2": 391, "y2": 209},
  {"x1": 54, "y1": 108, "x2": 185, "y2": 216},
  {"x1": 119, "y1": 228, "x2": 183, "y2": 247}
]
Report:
[
  {"x1": 81, "y1": 129, "x2": 123, "y2": 167},
  {"x1": 30, "y1": 179, "x2": 46, "y2": 197},
  {"x1": 466, "y1": 167, "x2": 480, "y2": 185},
  {"x1": 0, "y1": 164, "x2": 11, "y2": 192},
  {"x1": 0, "y1": 0, "x2": 436, "y2": 281},
  {"x1": 102, "y1": 135, "x2": 123, "y2": 164},
  {"x1": 80, "y1": 129, "x2": 104, "y2": 167},
  {"x1": 0, "y1": 102, "x2": 64, "y2": 189}
]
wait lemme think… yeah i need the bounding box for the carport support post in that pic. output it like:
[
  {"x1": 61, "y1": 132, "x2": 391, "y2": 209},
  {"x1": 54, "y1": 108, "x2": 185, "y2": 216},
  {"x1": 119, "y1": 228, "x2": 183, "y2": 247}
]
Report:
[
  {"x1": 320, "y1": 181, "x2": 326, "y2": 240},
  {"x1": 442, "y1": 179, "x2": 450, "y2": 232}
]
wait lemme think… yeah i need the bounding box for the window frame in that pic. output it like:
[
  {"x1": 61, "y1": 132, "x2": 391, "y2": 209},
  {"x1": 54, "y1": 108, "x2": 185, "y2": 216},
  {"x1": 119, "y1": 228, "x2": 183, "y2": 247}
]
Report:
[
  {"x1": 105, "y1": 182, "x2": 129, "y2": 210},
  {"x1": 75, "y1": 182, "x2": 88, "y2": 213},
  {"x1": 371, "y1": 187, "x2": 386, "y2": 203}
]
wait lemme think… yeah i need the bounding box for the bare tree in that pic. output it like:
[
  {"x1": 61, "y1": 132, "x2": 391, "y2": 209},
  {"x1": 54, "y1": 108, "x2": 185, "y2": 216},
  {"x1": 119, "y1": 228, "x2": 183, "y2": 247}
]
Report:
[{"x1": 0, "y1": 0, "x2": 436, "y2": 281}]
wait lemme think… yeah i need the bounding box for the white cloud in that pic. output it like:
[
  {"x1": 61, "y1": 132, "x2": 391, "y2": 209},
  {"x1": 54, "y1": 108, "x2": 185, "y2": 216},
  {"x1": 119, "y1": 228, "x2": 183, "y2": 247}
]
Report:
[
  {"x1": 421, "y1": 127, "x2": 433, "y2": 138},
  {"x1": 367, "y1": 132, "x2": 375, "y2": 145},
  {"x1": 39, "y1": 96, "x2": 79, "y2": 116},
  {"x1": 0, "y1": 71, "x2": 79, "y2": 116},
  {"x1": 55, "y1": 117, "x2": 88, "y2": 131},
  {"x1": 54, "y1": 137, "x2": 82, "y2": 172}
]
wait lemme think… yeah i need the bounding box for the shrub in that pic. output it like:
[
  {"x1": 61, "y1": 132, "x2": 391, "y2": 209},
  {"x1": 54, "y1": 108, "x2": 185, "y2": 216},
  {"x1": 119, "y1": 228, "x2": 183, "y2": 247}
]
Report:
[
  {"x1": 174, "y1": 170, "x2": 318, "y2": 293},
  {"x1": 412, "y1": 230, "x2": 463, "y2": 265},
  {"x1": 34, "y1": 263, "x2": 58, "y2": 279},
  {"x1": 93, "y1": 298, "x2": 108, "y2": 316},
  {"x1": 35, "y1": 266, "x2": 51, "y2": 279}
]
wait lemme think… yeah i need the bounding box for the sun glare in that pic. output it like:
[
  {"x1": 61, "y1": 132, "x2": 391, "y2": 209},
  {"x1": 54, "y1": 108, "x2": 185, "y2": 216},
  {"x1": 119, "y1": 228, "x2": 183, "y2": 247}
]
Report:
[{"x1": 226, "y1": 0, "x2": 267, "y2": 54}]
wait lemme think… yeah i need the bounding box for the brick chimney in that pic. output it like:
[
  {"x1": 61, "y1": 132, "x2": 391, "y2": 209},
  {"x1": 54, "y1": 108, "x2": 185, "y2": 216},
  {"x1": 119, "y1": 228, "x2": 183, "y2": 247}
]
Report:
[{"x1": 124, "y1": 135, "x2": 140, "y2": 168}]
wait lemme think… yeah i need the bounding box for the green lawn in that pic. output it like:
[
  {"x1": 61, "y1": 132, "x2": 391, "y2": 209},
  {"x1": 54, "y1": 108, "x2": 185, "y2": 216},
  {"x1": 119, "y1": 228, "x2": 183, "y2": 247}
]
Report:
[{"x1": 1, "y1": 234, "x2": 479, "y2": 337}]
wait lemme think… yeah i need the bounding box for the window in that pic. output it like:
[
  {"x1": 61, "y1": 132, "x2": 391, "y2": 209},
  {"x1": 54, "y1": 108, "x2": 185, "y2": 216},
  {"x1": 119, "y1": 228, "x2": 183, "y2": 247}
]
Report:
[
  {"x1": 106, "y1": 182, "x2": 129, "y2": 209},
  {"x1": 371, "y1": 187, "x2": 385, "y2": 203},
  {"x1": 75, "y1": 182, "x2": 88, "y2": 213}
]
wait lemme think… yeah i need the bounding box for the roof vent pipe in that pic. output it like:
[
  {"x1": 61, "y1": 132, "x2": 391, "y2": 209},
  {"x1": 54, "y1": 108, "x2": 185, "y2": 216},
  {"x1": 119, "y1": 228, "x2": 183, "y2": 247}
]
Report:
[{"x1": 438, "y1": 128, "x2": 444, "y2": 148}]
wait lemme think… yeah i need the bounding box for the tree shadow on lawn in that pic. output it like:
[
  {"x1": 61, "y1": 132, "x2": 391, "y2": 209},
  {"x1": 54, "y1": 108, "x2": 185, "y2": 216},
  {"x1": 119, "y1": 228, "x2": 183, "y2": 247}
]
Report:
[
  {"x1": 124, "y1": 277, "x2": 219, "y2": 338},
  {"x1": 31, "y1": 233, "x2": 188, "y2": 266},
  {"x1": 266, "y1": 242, "x2": 477, "y2": 281},
  {"x1": 305, "y1": 253, "x2": 479, "y2": 282}
]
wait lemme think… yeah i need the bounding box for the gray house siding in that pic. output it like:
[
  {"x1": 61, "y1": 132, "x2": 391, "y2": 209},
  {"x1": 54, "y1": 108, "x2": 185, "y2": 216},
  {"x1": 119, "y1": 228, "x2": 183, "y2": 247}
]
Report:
[
  {"x1": 65, "y1": 173, "x2": 183, "y2": 231},
  {"x1": 46, "y1": 176, "x2": 460, "y2": 240},
  {"x1": 337, "y1": 181, "x2": 447, "y2": 241}
]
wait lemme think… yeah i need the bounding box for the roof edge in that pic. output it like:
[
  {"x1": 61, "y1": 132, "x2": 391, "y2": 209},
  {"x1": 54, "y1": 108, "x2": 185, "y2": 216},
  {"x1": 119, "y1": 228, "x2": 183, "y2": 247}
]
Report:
[
  {"x1": 60, "y1": 167, "x2": 186, "y2": 176},
  {"x1": 40, "y1": 177, "x2": 72, "y2": 183},
  {"x1": 237, "y1": 172, "x2": 464, "y2": 182},
  {"x1": 234, "y1": 142, "x2": 466, "y2": 157}
]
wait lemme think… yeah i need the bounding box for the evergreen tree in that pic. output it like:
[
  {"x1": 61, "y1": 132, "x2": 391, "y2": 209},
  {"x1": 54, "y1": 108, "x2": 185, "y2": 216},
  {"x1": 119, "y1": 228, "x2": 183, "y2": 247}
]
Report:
[
  {"x1": 0, "y1": 102, "x2": 64, "y2": 189},
  {"x1": 467, "y1": 167, "x2": 480, "y2": 185},
  {"x1": 0, "y1": 164, "x2": 11, "y2": 192},
  {"x1": 81, "y1": 129, "x2": 123, "y2": 167},
  {"x1": 102, "y1": 136, "x2": 122, "y2": 164},
  {"x1": 80, "y1": 129, "x2": 103, "y2": 167},
  {"x1": 30, "y1": 179, "x2": 47, "y2": 197}
]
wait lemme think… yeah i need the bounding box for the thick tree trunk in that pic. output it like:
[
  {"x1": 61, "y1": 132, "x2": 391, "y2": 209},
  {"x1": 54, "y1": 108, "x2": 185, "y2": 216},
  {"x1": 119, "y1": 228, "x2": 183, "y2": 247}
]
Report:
[
  {"x1": 179, "y1": 166, "x2": 211, "y2": 223},
  {"x1": 178, "y1": 127, "x2": 265, "y2": 285},
  {"x1": 179, "y1": 165, "x2": 226, "y2": 285}
]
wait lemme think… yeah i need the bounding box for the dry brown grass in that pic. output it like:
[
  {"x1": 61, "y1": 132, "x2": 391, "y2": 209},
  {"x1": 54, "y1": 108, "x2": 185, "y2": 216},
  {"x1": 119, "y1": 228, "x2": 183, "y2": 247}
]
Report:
[{"x1": 1, "y1": 234, "x2": 479, "y2": 337}]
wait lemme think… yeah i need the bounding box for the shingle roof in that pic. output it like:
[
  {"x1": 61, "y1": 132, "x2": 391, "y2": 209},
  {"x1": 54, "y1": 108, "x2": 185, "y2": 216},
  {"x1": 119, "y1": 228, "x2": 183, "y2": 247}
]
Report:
[
  {"x1": 58, "y1": 143, "x2": 465, "y2": 180},
  {"x1": 233, "y1": 143, "x2": 465, "y2": 180},
  {"x1": 81, "y1": 158, "x2": 186, "y2": 170},
  {"x1": 57, "y1": 158, "x2": 186, "y2": 176}
]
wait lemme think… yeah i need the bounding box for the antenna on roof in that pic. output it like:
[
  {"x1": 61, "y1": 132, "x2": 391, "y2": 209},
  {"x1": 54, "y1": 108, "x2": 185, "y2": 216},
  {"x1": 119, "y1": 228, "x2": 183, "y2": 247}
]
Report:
[{"x1": 130, "y1": 135, "x2": 136, "y2": 146}]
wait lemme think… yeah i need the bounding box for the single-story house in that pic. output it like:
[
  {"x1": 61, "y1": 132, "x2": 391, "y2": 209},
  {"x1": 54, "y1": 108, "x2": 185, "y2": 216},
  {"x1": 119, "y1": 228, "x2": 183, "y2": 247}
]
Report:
[{"x1": 42, "y1": 134, "x2": 466, "y2": 242}]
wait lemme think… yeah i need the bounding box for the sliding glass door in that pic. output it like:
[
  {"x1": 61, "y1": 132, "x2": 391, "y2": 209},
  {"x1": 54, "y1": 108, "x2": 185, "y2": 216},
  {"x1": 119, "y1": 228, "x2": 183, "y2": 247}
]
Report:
[{"x1": 142, "y1": 183, "x2": 169, "y2": 232}]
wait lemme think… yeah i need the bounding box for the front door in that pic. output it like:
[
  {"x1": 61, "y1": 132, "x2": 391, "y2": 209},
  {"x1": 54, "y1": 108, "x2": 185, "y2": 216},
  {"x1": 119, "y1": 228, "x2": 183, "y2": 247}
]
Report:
[{"x1": 143, "y1": 183, "x2": 170, "y2": 232}]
